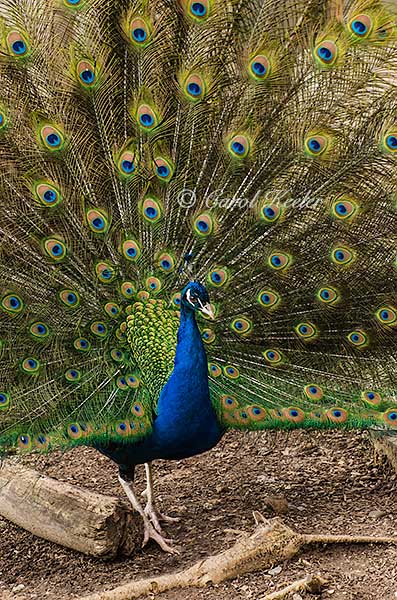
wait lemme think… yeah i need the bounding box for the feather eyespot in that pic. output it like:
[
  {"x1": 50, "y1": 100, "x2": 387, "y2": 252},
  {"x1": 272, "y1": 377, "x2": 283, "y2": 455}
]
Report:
[
  {"x1": 284, "y1": 407, "x2": 305, "y2": 423},
  {"x1": 116, "y1": 376, "x2": 128, "y2": 390},
  {"x1": 183, "y1": 74, "x2": 206, "y2": 101},
  {"x1": 268, "y1": 251, "x2": 291, "y2": 270},
  {"x1": 331, "y1": 198, "x2": 358, "y2": 220},
  {"x1": 146, "y1": 276, "x2": 161, "y2": 293},
  {"x1": 193, "y1": 213, "x2": 214, "y2": 236},
  {"x1": 121, "y1": 281, "x2": 136, "y2": 299},
  {"x1": 263, "y1": 349, "x2": 283, "y2": 364},
  {"x1": 201, "y1": 328, "x2": 215, "y2": 343},
  {"x1": 326, "y1": 408, "x2": 348, "y2": 423},
  {"x1": 21, "y1": 357, "x2": 40, "y2": 374},
  {"x1": 34, "y1": 182, "x2": 62, "y2": 207},
  {"x1": 375, "y1": 305, "x2": 396, "y2": 326},
  {"x1": 59, "y1": 289, "x2": 80, "y2": 308},
  {"x1": 259, "y1": 202, "x2": 283, "y2": 223},
  {"x1": 221, "y1": 395, "x2": 238, "y2": 410},
  {"x1": 348, "y1": 15, "x2": 372, "y2": 38},
  {"x1": 153, "y1": 157, "x2": 174, "y2": 181},
  {"x1": 77, "y1": 60, "x2": 97, "y2": 87},
  {"x1": 247, "y1": 405, "x2": 267, "y2": 421},
  {"x1": 131, "y1": 401, "x2": 144, "y2": 416},
  {"x1": 249, "y1": 55, "x2": 270, "y2": 81},
  {"x1": 68, "y1": 423, "x2": 82, "y2": 439},
  {"x1": 74, "y1": 338, "x2": 91, "y2": 352},
  {"x1": 314, "y1": 40, "x2": 338, "y2": 66},
  {"x1": 86, "y1": 209, "x2": 109, "y2": 234},
  {"x1": 7, "y1": 31, "x2": 30, "y2": 57},
  {"x1": 115, "y1": 421, "x2": 131, "y2": 436},
  {"x1": 304, "y1": 384, "x2": 324, "y2": 401},
  {"x1": 309, "y1": 410, "x2": 326, "y2": 423},
  {"x1": 347, "y1": 330, "x2": 369, "y2": 347},
  {"x1": 29, "y1": 322, "x2": 50, "y2": 339},
  {"x1": 64, "y1": 0, "x2": 84, "y2": 7},
  {"x1": 172, "y1": 292, "x2": 181, "y2": 308},
  {"x1": 208, "y1": 266, "x2": 229, "y2": 287},
  {"x1": 44, "y1": 238, "x2": 67, "y2": 261},
  {"x1": 228, "y1": 134, "x2": 251, "y2": 159},
  {"x1": 40, "y1": 125, "x2": 64, "y2": 151},
  {"x1": 0, "y1": 109, "x2": 7, "y2": 130},
  {"x1": 137, "y1": 290, "x2": 150, "y2": 301},
  {"x1": 157, "y1": 252, "x2": 175, "y2": 272},
  {"x1": 127, "y1": 374, "x2": 140, "y2": 389},
  {"x1": 383, "y1": 133, "x2": 397, "y2": 153},
  {"x1": 34, "y1": 435, "x2": 49, "y2": 450},
  {"x1": 104, "y1": 302, "x2": 121, "y2": 318},
  {"x1": 383, "y1": 409, "x2": 397, "y2": 427},
  {"x1": 141, "y1": 197, "x2": 162, "y2": 223},
  {"x1": 65, "y1": 368, "x2": 81, "y2": 382},
  {"x1": 95, "y1": 261, "x2": 116, "y2": 283},
  {"x1": 258, "y1": 289, "x2": 280, "y2": 309},
  {"x1": 187, "y1": 0, "x2": 210, "y2": 21},
  {"x1": 362, "y1": 390, "x2": 382, "y2": 406},
  {"x1": 231, "y1": 317, "x2": 252, "y2": 335},
  {"x1": 121, "y1": 239, "x2": 141, "y2": 261},
  {"x1": 331, "y1": 246, "x2": 355, "y2": 266},
  {"x1": 0, "y1": 392, "x2": 10, "y2": 410},
  {"x1": 224, "y1": 365, "x2": 240, "y2": 379},
  {"x1": 305, "y1": 134, "x2": 328, "y2": 156},
  {"x1": 110, "y1": 348, "x2": 124, "y2": 362},
  {"x1": 208, "y1": 363, "x2": 221, "y2": 377},
  {"x1": 1, "y1": 293, "x2": 24, "y2": 315},
  {"x1": 136, "y1": 104, "x2": 158, "y2": 130},
  {"x1": 317, "y1": 286, "x2": 340, "y2": 305},
  {"x1": 294, "y1": 322, "x2": 318, "y2": 340},
  {"x1": 90, "y1": 321, "x2": 108, "y2": 337},
  {"x1": 130, "y1": 17, "x2": 151, "y2": 47},
  {"x1": 18, "y1": 434, "x2": 32, "y2": 449},
  {"x1": 117, "y1": 149, "x2": 137, "y2": 176}
]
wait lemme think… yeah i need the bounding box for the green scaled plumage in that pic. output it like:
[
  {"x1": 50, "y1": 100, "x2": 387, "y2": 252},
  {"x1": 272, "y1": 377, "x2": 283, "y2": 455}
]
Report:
[{"x1": 0, "y1": 0, "x2": 397, "y2": 457}]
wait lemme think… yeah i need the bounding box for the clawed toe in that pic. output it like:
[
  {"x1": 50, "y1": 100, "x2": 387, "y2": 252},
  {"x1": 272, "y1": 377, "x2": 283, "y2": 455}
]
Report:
[{"x1": 142, "y1": 521, "x2": 180, "y2": 554}]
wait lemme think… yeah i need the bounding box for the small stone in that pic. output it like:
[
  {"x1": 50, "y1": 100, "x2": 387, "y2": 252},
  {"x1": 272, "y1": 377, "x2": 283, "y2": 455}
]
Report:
[
  {"x1": 292, "y1": 594, "x2": 303, "y2": 600},
  {"x1": 268, "y1": 565, "x2": 282, "y2": 576},
  {"x1": 12, "y1": 584, "x2": 25, "y2": 594},
  {"x1": 264, "y1": 495, "x2": 289, "y2": 515},
  {"x1": 369, "y1": 509, "x2": 387, "y2": 518}
]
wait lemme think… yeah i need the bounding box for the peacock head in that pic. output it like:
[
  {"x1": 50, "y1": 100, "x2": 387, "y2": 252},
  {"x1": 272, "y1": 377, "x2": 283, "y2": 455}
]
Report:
[{"x1": 181, "y1": 281, "x2": 214, "y2": 319}]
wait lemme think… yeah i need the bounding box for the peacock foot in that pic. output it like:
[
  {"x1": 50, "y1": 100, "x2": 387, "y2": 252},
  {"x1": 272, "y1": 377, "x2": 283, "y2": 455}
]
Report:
[
  {"x1": 142, "y1": 516, "x2": 180, "y2": 554},
  {"x1": 144, "y1": 501, "x2": 180, "y2": 534}
]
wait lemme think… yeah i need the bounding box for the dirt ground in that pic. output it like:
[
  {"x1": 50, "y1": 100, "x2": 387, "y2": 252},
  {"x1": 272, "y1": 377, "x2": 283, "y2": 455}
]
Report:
[{"x1": 1, "y1": 430, "x2": 397, "y2": 600}]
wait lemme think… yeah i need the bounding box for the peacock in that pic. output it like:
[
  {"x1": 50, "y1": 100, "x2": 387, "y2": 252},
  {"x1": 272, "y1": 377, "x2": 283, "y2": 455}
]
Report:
[{"x1": 0, "y1": 0, "x2": 396, "y2": 554}]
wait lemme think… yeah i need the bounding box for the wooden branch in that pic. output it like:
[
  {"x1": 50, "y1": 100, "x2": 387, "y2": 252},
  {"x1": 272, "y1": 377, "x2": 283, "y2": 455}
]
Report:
[
  {"x1": 80, "y1": 517, "x2": 397, "y2": 600},
  {"x1": 260, "y1": 574, "x2": 328, "y2": 600},
  {"x1": 0, "y1": 462, "x2": 142, "y2": 558}
]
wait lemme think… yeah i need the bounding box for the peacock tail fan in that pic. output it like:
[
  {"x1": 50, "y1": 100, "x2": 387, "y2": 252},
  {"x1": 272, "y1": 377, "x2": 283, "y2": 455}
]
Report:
[{"x1": 0, "y1": 0, "x2": 396, "y2": 455}]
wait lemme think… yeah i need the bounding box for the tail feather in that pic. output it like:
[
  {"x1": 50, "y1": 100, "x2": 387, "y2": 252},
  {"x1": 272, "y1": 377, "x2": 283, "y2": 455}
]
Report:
[{"x1": 0, "y1": 0, "x2": 396, "y2": 454}]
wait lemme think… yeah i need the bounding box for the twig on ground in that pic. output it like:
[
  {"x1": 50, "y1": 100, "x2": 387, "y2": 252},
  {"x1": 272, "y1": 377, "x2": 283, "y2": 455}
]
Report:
[
  {"x1": 260, "y1": 573, "x2": 327, "y2": 600},
  {"x1": 80, "y1": 516, "x2": 397, "y2": 600}
]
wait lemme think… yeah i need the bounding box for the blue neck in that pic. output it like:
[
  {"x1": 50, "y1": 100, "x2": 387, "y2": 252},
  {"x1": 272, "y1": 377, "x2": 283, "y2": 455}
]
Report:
[
  {"x1": 156, "y1": 305, "x2": 214, "y2": 431},
  {"x1": 173, "y1": 304, "x2": 207, "y2": 377}
]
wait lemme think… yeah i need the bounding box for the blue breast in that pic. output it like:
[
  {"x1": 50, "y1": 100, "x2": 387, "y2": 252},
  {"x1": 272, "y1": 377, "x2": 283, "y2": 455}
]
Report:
[{"x1": 97, "y1": 303, "x2": 223, "y2": 467}]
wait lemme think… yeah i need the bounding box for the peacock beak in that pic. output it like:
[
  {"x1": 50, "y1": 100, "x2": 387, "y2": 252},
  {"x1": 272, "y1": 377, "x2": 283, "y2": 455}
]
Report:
[{"x1": 201, "y1": 303, "x2": 215, "y2": 320}]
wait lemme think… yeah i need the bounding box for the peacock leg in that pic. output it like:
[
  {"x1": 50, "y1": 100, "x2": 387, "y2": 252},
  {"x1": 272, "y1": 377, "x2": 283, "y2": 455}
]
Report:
[
  {"x1": 118, "y1": 473, "x2": 179, "y2": 554},
  {"x1": 143, "y1": 462, "x2": 180, "y2": 533}
]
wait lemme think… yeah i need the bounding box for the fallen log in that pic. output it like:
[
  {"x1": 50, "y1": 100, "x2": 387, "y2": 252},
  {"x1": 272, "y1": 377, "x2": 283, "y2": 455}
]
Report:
[
  {"x1": 0, "y1": 462, "x2": 142, "y2": 558},
  {"x1": 371, "y1": 432, "x2": 397, "y2": 475}
]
